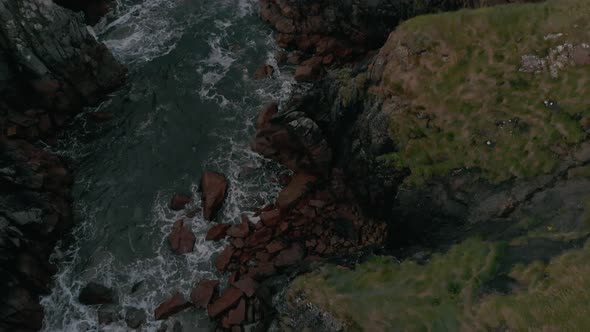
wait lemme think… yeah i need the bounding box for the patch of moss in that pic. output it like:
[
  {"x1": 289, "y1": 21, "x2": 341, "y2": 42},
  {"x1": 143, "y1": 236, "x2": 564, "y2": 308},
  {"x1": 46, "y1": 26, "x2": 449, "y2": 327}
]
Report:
[
  {"x1": 376, "y1": 0, "x2": 590, "y2": 186},
  {"x1": 290, "y1": 237, "x2": 590, "y2": 331},
  {"x1": 289, "y1": 239, "x2": 502, "y2": 331}
]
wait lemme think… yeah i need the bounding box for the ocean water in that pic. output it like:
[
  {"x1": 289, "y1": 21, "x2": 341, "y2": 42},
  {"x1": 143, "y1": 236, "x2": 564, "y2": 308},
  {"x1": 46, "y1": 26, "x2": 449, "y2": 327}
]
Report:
[{"x1": 40, "y1": 0, "x2": 296, "y2": 330}]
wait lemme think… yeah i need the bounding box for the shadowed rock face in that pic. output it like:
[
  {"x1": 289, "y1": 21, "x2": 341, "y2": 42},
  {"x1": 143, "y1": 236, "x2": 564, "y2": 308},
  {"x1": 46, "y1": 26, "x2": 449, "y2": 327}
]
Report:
[{"x1": 0, "y1": 0, "x2": 125, "y2": 330}]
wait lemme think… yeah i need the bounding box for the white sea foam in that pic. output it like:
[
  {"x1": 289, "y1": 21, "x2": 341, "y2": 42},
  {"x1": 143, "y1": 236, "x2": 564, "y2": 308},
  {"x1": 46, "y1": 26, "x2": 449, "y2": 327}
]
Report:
[{"x1": 41, "y1": 0, "x2": 296, "y2": 330}]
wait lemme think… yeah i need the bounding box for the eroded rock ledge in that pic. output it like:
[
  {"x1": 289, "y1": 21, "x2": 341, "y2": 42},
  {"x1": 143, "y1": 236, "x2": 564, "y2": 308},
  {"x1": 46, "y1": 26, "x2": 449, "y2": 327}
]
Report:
[{"x1": 0, "y1": 0, "x2": 125, "y2": 330}]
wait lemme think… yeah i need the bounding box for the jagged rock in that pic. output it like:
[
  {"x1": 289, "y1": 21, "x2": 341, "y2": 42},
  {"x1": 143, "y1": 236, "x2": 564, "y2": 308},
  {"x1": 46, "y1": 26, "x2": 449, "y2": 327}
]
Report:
[
  {"x1": 125, "y1": 307, "x2": 146, "y2": 329},
  {"x1": 226, "y1": 299, "x2": 246, "y2": 325},
  {"x1": 200, "y1": 171, "x2": 228, "y2": 221},
  {"x1": 206, "y1": 224, "x2": 231, "y2": 241},
  {"x1": 256, "y1": 103, "x2": 278, "y2": 129},
  {"x1": 277, "y1": 173, "x2": 316, "y2": 210},
  {"x1": 0, "y1": 0, "x2": 125, "y2": 328},
  {"x1": 168, "y1": 220, "x2": 196, "y2": 254},
  {"x1": 78, "y1": 282, "x2": 115, "y2": 305},
  {"x1": 215, "y1": 246, "x2": 235, "y2": 272},
  {"x1": 207, "y1": 287, "x2": 244, "y2": 318},
  {"x1": 260, "y1": 209, "x2": 280, "y2": 227},
  {"x1": 170, "y1": 194, "x2": 192, "y2": 211},
  {"x1": 154, "y1": 293, "x2": 192, "y2": 320},
  {"x1": 226, "y1": 221, "x2": 250, "y2": 238},
  {"x1": 191, "y1": 279, "x2": 219, "y2": 309},
  {"x1": 232, "y1": 277, "x2": 257, "y2": 297}
]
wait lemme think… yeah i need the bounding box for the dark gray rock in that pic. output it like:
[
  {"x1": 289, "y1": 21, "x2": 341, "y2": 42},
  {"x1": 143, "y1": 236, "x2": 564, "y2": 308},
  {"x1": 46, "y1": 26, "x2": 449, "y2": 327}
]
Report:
[
  {"x1": 125, "y1": 307, "x2": 146, "y2": 329},
  {"x1": 97, "y1": 305, "x2": 120, "y2": 325}
]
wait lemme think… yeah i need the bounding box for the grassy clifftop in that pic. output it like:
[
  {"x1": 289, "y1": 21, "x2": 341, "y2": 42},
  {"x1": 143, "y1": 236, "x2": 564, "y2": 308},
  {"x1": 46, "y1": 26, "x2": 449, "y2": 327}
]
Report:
[{"x1": 371, "y1": 0, "x2": 590, "y2": 186}]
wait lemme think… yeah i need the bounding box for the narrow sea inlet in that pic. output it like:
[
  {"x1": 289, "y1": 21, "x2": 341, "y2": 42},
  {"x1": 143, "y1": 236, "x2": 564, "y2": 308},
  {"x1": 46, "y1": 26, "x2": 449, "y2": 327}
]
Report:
[{"x1": 40, "y1": 0, "x2": 294, "y2": 330}]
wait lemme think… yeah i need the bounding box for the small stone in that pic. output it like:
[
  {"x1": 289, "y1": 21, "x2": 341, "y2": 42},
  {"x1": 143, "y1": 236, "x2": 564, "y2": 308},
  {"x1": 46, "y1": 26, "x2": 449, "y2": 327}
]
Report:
[
  {"x1": 125, "y1": 307, "x2": 146, "y2": 329},
  {"x1": 206, "y1": 224, "x2": 231, "y2": 241},
  {"x1": 215, "y1": 246, "x2": 235, "y2": 272},
  {"x1": 154, "y1": 293, "x2": 191, "y2": 320},
  {"x1": 260, "y1": 209, "x2": 280, "y2": 227},
  {"x1": 265, "y1": 240, "x2": 284, "y2": 254},
  {"x1": 227, "y1": 221, "x2": 250, "y2": 238},
  {"x1": 274, "y1": 244, "x2": 304, "y2": 268},
  {"x1": 226, "y1": 299, "x2": 246, "y2": 325},
  {"x1": 168, "y1": 220, "x2": 196, "y2": 254},
  {"x1": 232, "y1": 277, "x2": 257, "y2": 297},
  {"x1": 170, "y1": 194, "x2": 191, "y2": 211},
  {"x1": 253, "y1": 64, "x2": 275, "y2": 79}
]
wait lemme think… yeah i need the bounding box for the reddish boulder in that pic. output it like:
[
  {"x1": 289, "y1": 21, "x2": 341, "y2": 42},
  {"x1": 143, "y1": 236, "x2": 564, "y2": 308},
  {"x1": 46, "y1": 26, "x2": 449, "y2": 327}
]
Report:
[
  {"x1": 260, "y1": 209, "x2": 280, "y2": 227},
  {"x1": 154, "y1": 293, "x2": 192, "y2": 320},
  {"x1": 226, "y1": 299, "x2": 246, "y2": 325},
  {"x1": 254, "y1": 64, "x2": 275, "y2": 79},
  {"x1": 170, "y1": 194, "x2": 192, "y2": 211},
  {"x1": 274, "y1": 244, "x2": 304, "y2": 268},
  {"x1": 256, "y1": 103, "x2": 278, "y2": 129},
  {"x1": 215, "y1": 246, "x2": 235, "y2": 272},
  {"x1": 200, "y1": 171, "x2": 228, "y2": 221},
  {"x1": 245, "y1": 227, "x2": 273, "y2": 248},
  {"x1": 266, "y1": 240, "x2": 285, "y2": 254},
  {"x1": 207, "y1": 287, "x2": 244, "y2": 318},
  {"x1": 232, "y1": 277, "x2": 257, "y2": 297},
  {"x1": 206, "y1": 224, "x2": 231, "y2": 241},
  {"x1": 227, "y1": 221, "x2": 250, "y2": 238},
  {"x1": 191, "y1": 279, "x2": 220, "y2": 309},
  {"x1": 277, "y1": 173, "x2": 317, "y2": 210},
  {"x1": 168, "y1": 220, "x2": 196, "y2": 254}
]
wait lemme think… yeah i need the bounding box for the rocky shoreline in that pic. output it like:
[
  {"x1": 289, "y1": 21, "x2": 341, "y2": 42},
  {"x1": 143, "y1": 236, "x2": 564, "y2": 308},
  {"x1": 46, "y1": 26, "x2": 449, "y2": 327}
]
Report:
[
  {"x1": 0, "y1": 0, "x2": 125, "y2": 330},
  {"x1": 2, "y1": 0, "x2": 581, "y2": 331}
]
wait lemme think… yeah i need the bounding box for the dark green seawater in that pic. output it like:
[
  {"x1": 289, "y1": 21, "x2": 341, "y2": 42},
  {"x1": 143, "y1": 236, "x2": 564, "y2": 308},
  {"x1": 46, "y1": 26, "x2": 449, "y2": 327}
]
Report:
[{"x1": 41, "y1": 1, "x2": 295, "y2": 330}]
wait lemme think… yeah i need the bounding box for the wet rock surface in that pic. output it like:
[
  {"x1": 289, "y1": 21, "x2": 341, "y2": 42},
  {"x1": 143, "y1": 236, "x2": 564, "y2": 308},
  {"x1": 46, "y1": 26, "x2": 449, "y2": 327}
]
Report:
[
  {"x1": 200, "y1": 171, "x2": 228, "y2": 221},
  {"x1": 0, "y1": 0, "x2": 125, "y2": 330},
  {"x1": 78, "y1": 282, "x2": 115, "y2": 305}
]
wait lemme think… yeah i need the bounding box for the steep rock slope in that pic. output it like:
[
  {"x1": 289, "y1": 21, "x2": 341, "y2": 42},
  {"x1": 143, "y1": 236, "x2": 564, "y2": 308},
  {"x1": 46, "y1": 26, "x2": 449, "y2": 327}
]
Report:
[
  {"x1": 277, "y1": 0, "x2": 590, "y2": 330},
  {"x1": 0, "y1": 0, "x2": 125, "y2": 330}
]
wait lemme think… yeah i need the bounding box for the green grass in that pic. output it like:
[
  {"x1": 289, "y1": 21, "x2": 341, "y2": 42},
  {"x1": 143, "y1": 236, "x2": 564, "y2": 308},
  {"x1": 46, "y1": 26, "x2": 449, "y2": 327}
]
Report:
[
  {"x1": 373, "y1": 0, "x2": 590, "y2": 186},
  {"x1": 290, "y1": 237, "x2": 590, "y2": 332},
  {"x1": 289, "y1": 239, "x2": 502, "y2": 331}
]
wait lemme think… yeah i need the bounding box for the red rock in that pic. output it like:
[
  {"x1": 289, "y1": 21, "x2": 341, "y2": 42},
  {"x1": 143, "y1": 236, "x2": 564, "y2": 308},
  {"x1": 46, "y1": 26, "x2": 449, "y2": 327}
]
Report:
[
  {"x1": 207, "y1": 287, "x2": 244, "y2": 318},
  {"x1": 170, "y1": 194, "x2": 192, "y2": 211},
  {"x1": 215, "y1": 246, "x2": 235, "y2": 272},
  {"x1": 256, "y1": 103, "x2": 278, "y2": 129},
  {"x1": 168, "y1": 220, "x2": 196, "y2": 254},
  {"x1": 260, "y1": 209, "x2": 280, "y2": 227},
  {"x1": 245, "y1": 227, "x2": 273, "y2": 247},
  {"x1": 200, "y1": 171, "x2": 228, "y2": 221},
  {"x1": 191, "y1": 279, "x2": 219, "y2": 309},
  {"x1": 276, "y1": 221, "x2": 289, "y2": 236},
  {"x1": 256, "y1": 251, "x2": 271, "y2": 263},
  {"x1": 274, "y1": 244, "x2": 304, "y2": 268},
  {"x1": 266, "y1": 240, "x2": 285, "y2": 254},
  {"x1": 154, "y1": 293, "x2": 191, "y2": 320},
  {"x1": 232, "y1": 277, "x2": 257, "y2": 297},
  {"x1": 253, "y1": 64, "x2": 275, "y2": 79},
  {"x1": 277, "y1": 173, "x2": 317, "y2": 211},
  {"x1": 206, "y1": 224, "x2": 231, "y2": 241},
  {"x1": 232, "y1": 238, "x2": 245, "y2": 249},
  {"x1": 300, "y1": 205, "x2": 316, "y2": 218},
  {"x1": 322, "y1": 54, "x2": 334, "y2": 66},
  {"x1": 227, "y1": 299, "x2": 246, "y2": 325},
  {"x1": 227, "y1": 221, "x2": 250, "y2": 238}
]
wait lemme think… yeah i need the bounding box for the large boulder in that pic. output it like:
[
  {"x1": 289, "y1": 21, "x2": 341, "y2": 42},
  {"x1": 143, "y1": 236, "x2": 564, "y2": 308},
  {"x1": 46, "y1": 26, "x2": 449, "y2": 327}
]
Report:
[
  {"x1": 199, "y1": 171, "x2": 228, "y2": 221},
  {"x1": 191, "y1": 279, "x2": 220, "y2": 309}
]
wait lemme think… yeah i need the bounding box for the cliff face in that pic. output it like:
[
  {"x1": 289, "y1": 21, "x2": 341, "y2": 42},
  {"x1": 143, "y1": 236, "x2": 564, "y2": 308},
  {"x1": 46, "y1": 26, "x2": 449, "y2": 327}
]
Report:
[
  {"x1": 273, "y1": 0, "x2": 590, "y2": 330},
  {"x1": 0, "y1": 0, "x2": 125, "y2": 330}
]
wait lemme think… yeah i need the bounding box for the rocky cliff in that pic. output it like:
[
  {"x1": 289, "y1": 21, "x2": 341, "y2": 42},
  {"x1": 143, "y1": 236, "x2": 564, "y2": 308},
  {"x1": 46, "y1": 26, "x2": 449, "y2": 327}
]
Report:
[
  {"x1": 0, "y1": 0, "x2": 125, "y2": 330},
  {"x1": 270, "y1": 0, "x2": 590, "y2": 330}
]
